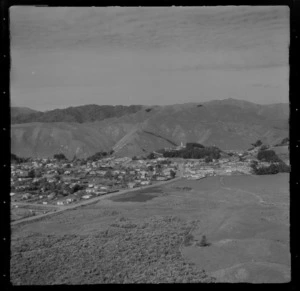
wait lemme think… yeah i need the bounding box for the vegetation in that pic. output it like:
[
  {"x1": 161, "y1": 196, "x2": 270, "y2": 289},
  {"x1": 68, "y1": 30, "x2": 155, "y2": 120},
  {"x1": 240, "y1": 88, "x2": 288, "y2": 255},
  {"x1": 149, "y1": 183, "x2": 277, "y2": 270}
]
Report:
[
  {"x1": 260, "y1": 144, "x2": 269, "y2": 151},
  {"x1": 251, "y1": 162, "x2": 290, "y2": 175},
  {"x1": 205, "y1": 156, "x2": 213, "y2": 163},
  {"x1": 250, "y1": 159, "x2": 290, "y2": 175},
  {"x1": 11, "y1": 153, "x2": 28, "y2": 164},
  {"x1": 11, "y1": 216, "x2": 215, "y2": 284},
  {"x1": 257, "y1": 150, "x2": 281, "y2": 163},
  {"x1": 170, "y1": 169, "x2": 176, "y2": 179},
  {"x1": 275, "y1": 137, "x2": 289, "y2": 147},
  {"x1": 161, "y1": 145, "x2": 221, "y2": 160},
  {"x1": 147, "y1": 152, "x2": 156, "y2": 160},
  {"x1": 186, "y1": 142, "x2": 205, "y2": 149},
  {"x1": 53, "y1": 153, "x2": 68, "y2": 161},
  {"x1": 198, "y1": 235, "x2": 210, "y2": 247},
  {"x1": 251, "y1": 140, "x2": 263, "y2": 147},
  {"x1": 87, "y1": 151, "x2": 108, "y2": 161},
  {"x1": 11, "y1": 105, "x2": 143, "y2": 124}
]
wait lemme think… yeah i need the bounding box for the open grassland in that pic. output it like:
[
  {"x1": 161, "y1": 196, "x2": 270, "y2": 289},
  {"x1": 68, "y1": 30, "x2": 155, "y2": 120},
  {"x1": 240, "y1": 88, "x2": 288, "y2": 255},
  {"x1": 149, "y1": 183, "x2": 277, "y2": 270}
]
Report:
[{"x1": 11, "y1": 174, "x2": 289, "y2": 284}]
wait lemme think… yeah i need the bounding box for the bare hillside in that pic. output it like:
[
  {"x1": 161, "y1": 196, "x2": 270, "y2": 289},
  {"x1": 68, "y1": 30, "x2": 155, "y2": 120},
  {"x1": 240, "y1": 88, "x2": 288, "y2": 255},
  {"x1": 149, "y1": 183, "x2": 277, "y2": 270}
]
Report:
[{"x1": 10, "y1": 99, "x2": 289, "y2": 159}]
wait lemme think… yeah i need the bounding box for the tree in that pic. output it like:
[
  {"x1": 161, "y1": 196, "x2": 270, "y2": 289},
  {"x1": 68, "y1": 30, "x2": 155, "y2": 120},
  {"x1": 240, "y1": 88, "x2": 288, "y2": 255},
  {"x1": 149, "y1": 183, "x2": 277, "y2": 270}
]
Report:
[
  {"x1": 147, "y1": 152, "x2": 156, "y2": 160},
  {"x1": 186, "y1": 142, "x2": 205, "y2": 149},
  {"x1": 170, "y1": 169, "x2": 176, "y2": 179},
  {"x1": 257, "y1": 150, "x2": 281, "y2": 163},
  {"x1": 54, "y1": 153, "x2": 67, "y2": 161},
  {"x1": 199, "y1": 235, "x2": 210, "y2": 247},
  {"x1": 251, "y1": 140, "x2": 263, "y2": 147},
  {"x1": 260, "y1": 144, "x2": 269, "y2": 151},
  {"x1": 104, "y1": 170, "x2": 113, "y2": 179},
  {"x1": 205, "y1": 156, "x2": 213, "y2": 163},
  {"x1": 28, "y1": 169, "x2": 35, "y2": 178}
]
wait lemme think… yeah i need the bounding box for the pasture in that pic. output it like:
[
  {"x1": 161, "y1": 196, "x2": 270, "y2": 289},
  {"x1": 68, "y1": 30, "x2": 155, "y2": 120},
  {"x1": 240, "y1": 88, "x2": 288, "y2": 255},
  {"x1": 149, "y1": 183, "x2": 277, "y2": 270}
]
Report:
[{"x1": 11, "y1": 173, "x2": 290, "y2": 284}]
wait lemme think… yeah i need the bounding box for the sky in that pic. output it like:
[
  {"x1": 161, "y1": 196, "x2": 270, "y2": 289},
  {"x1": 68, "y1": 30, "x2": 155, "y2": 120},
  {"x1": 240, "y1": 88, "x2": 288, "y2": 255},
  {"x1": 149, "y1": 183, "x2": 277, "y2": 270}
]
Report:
[{"x1": 10, "y1": 6, "x2": 289, "y2": 111}]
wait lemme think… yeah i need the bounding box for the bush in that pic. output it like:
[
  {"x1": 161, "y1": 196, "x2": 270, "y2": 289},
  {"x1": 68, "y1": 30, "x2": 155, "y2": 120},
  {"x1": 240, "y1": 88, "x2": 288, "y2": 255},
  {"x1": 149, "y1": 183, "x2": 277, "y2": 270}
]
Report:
[
  {"x1": 54, "y1": 153, "x2": 67, "y2": 161},
  {"x1": 257, "y1": 150, "x2": 281, "y2": 163}
]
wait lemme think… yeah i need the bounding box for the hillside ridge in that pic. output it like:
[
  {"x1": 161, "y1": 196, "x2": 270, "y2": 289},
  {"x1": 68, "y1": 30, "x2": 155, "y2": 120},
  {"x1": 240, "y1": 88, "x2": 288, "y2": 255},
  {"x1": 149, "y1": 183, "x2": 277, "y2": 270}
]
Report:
[{"x1": 10, "y1": 99, "x2": 289, "y2": 158}]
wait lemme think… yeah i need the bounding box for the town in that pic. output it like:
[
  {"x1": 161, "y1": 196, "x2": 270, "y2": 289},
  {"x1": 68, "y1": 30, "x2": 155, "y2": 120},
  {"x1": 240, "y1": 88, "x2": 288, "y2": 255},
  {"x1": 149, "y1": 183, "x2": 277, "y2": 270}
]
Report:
[{"x1": 11, "y1": 140, "x2": 289, "y2": 216}]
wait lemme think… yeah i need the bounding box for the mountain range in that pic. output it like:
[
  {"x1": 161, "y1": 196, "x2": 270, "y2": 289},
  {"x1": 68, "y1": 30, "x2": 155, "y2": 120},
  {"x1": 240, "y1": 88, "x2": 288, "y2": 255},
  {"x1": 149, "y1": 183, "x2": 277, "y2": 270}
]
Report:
[{"x1": 10, "y1": 99, "x2": 289, "y2": 159}]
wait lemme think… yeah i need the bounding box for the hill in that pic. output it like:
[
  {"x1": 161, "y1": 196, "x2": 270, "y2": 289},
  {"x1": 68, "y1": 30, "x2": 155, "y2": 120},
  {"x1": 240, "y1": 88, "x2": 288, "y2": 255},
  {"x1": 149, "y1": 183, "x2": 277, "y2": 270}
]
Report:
[
  {"x1": 11, "y1": 107, "x2": 40, "y2": 118},
  {"x1": 11, "y1": 104, "x2": 144, "y2": 124},
  {"x1": 10, "y1": 99, "x2": 289, "y2": 159}
]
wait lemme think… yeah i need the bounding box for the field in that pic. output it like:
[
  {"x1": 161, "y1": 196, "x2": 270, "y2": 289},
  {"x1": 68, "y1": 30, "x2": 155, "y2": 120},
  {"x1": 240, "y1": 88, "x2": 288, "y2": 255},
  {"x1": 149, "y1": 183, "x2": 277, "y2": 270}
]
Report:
[{"x1": 10, "y1": 173, "x2": 290, "y2": 284}]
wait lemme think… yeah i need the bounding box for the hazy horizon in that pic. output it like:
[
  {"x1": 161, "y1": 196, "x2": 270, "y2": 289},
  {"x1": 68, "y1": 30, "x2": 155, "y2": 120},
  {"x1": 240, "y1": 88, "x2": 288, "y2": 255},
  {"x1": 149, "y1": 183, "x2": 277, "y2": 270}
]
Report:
[{"x1": 10, "y1": 6, "x2": 289, "y2": 111}]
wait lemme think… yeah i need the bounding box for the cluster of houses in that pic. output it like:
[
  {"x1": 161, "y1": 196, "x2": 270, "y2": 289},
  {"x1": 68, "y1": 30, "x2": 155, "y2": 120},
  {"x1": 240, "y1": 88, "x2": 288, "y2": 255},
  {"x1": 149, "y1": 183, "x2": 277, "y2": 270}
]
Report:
[
  {"x1": 182, "y1": 156, "x2": 255, "y2": 180},
  {"x1": 10, "y1": 146, "x2": 274, "y2": 208},
  {"x1": 10, "y1": 156, "x2": 178, "y2": 206}
]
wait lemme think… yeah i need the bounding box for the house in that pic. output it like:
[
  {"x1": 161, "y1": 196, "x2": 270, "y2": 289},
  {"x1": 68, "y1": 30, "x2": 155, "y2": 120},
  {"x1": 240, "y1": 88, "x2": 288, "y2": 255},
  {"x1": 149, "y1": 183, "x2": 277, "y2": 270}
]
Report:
[
  {"x1": 140, "y1": 181, "x2": 151, "y2": 186},
  {"x1": 82, "y1": 195, "x2": 91, "y2": 199},
  {"x1": 66, "y1": 198, "x2": 74, "y2": 204},
  {"x1": 127, "y1": 182, "x2": 136, "y2": 189},
  {"x1": 22, "y1": 193, "x2": 31, "y2": 200}
]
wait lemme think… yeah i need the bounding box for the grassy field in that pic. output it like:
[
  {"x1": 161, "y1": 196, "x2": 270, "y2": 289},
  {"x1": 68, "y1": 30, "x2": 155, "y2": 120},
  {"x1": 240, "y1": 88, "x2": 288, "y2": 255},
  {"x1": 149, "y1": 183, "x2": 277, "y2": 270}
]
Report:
[{"x1": 11, "y1": 174, "x2": 289, "y2": 284}]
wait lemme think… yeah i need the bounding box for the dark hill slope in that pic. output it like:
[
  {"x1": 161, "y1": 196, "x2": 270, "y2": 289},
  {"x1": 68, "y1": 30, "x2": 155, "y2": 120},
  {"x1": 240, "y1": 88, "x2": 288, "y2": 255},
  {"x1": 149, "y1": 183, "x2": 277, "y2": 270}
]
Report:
[
  {"x1": 11, "y1": 104, "x2": 144, "y2": 124},
  {"x1": 11, "y1": 107, "x2": 40, "y2": 118},
  {"x1": 10, "y1": 99, "x2": 289, "y2": 158}
]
